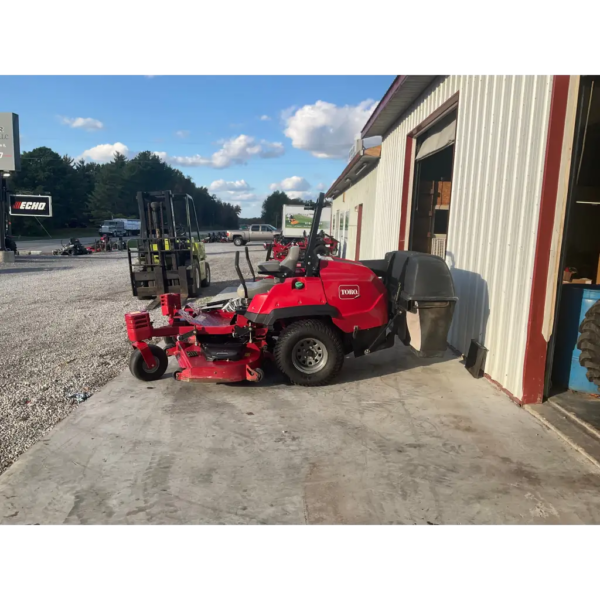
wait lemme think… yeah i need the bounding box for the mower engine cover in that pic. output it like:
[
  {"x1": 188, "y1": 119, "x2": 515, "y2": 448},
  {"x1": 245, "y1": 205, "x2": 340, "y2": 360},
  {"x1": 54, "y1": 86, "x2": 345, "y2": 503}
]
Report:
[{"x1": 244, "y1": 257, "x2": 389, "y2": 333}]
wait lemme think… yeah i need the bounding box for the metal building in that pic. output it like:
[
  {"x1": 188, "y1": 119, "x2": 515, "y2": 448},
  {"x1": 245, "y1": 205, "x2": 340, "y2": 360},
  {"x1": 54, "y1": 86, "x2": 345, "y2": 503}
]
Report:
[
  {"x1": 329, "y1": 143, "x2": 380, "y2": 261},
  {"x1": 327, "y1": 75, "x2": 589, "y2": 406}
]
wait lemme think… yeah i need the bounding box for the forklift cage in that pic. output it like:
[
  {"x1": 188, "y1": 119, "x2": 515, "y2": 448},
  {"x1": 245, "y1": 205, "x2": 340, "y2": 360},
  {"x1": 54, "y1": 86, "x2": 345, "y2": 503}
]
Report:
[{"x1": 127, "y1": 191, "x2": 203, "y2": 299}]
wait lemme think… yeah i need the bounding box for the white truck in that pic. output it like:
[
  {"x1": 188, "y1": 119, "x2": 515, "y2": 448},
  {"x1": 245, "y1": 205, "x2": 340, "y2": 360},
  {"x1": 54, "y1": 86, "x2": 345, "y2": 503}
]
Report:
[
  {"x1": 226, "y1": 224, "x2": 280, "y2": 246},
  {"x1": 98, "y1": 219, "x2": 141, "y2": 237}
]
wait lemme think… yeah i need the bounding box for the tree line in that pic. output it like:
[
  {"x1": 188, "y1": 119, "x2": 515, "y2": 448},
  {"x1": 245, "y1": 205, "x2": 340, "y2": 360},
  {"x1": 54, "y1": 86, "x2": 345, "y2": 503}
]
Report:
[{"x1": 7, "y1": 147, "x2": 242, "y2": 236}]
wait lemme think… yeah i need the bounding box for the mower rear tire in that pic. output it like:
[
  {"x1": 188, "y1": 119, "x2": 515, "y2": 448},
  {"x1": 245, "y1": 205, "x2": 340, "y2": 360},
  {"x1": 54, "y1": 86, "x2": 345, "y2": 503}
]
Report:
[
  {"x1": 201, "y1": 262, "x2": 211, "y2": 287},
  {"x1": 274, "y1": 319, "x2": 344, "y2": 386},
  {"x1": 129, "y1": 344, "x2": 168, "y2": 382},
  {"x1": 577, "y1": 300, "x2": 600, "y2": 388}
]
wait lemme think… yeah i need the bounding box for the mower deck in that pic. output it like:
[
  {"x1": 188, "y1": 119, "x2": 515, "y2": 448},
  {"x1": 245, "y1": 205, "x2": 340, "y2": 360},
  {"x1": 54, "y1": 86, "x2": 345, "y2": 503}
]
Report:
[{"x1": 174, "y1": 344, "x2": 263, "y2": 383}]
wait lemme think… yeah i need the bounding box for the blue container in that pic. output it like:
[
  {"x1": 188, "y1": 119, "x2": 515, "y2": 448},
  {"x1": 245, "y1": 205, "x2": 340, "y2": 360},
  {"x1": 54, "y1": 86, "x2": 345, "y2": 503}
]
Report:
[{"x1": 552, "y1": 284, "x2": 600, "y2": 394}]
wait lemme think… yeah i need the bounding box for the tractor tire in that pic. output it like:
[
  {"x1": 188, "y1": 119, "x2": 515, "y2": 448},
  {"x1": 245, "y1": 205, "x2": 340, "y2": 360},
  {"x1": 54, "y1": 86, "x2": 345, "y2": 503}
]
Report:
[
  {"x1": 129, "y1": 344, "x2": 168, "y2": 382},
  {"x1": 274, "y1": 319, "x2": 344, "y2": 386},
  {"x1": 577, "y1": 300, "x2": 600, "y2": 389},
  {"x1": 233, "y1": 237, "x2": 244, "y2": 247},
  {"x1": 201, "y1": 262, "x2": 211, "y2": 288}
]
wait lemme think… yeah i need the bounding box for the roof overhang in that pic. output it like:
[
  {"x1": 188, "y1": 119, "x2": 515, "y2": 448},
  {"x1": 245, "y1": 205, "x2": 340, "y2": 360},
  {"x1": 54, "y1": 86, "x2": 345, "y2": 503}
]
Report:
[
  {"x1": 361, "y1": 76, "x2": 441, "y2": 138},
  {"x1": 326, "y1": 146, "x2": 381, "y2": 200}
]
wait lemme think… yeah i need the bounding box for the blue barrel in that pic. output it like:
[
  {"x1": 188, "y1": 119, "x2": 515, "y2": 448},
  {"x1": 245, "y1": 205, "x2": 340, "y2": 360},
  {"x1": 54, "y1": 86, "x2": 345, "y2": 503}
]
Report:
[{"x1": 552, "y1": 284, "x2": 600, "y2": 394}]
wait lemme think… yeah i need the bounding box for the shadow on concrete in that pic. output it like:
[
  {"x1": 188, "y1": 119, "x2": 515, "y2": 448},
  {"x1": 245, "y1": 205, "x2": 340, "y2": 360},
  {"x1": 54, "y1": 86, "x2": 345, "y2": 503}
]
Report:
[{"x1": 222, "y1": 346, "x2": 456, "y2": 389}]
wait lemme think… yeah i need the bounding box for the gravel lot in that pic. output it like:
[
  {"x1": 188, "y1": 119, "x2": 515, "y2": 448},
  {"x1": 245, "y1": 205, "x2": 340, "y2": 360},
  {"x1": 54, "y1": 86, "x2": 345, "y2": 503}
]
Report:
[{"x1": 0, "y1": 243, "x2": 266, "y2": 473}]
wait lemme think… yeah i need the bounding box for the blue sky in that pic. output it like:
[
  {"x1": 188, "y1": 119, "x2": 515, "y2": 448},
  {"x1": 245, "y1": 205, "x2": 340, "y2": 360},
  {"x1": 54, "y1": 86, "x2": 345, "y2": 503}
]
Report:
[{"x1": 1, "y1": 76, "x2": 393, "y2": 216}]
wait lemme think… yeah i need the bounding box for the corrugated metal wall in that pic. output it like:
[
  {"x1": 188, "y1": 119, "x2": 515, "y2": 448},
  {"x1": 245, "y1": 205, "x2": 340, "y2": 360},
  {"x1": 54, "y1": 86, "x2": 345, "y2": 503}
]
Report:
[
  {"x1": 331, "y1": 166, "x2": 378, "y2": 260},
  {"x1": 370, "y1": 76, "x2": 554, "y2": 399}
]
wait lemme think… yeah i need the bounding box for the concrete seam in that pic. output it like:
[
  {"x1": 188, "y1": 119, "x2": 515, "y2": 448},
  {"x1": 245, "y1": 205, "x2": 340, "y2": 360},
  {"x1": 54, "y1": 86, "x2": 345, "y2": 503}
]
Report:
[
  {"x1": 525, "y1": 405, "x2": 600, "y2": 472},
  {"x1": 548, "y1": 400, "x2": 600, "y2": 443}
]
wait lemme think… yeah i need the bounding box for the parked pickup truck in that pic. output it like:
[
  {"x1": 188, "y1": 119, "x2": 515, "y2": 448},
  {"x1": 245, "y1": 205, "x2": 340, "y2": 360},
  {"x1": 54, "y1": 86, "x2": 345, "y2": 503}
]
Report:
[{"x1": 227, "y1": 224, "x2": 281, "y2": 246}]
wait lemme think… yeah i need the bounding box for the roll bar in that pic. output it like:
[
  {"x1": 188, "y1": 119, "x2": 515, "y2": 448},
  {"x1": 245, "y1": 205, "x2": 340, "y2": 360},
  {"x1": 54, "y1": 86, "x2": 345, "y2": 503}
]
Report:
[{"x1": 303, "y1": 192, "x2": 326, "y2": 277}]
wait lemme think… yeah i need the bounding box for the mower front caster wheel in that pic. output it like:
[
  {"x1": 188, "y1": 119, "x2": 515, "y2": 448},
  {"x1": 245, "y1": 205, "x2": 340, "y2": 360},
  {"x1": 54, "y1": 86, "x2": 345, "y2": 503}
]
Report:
[
  {"x1": 129, "y1": 344, "x2": 168, "y2": 382},
  {"x1": 274, "y1": 319, "x2": 344, "y2": 386}
]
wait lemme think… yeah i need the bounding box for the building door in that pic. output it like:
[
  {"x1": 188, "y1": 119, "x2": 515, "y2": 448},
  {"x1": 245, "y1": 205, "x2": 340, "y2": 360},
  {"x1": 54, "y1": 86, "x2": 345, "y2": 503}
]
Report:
[
  {"x1": 340, "y1": 210, "x2": 350, "y2": 258},
  {"x1": 409, "y1": 110, "x2": 457, "y2": 258},
  {"x1": 355, "y1": 204, "x2": 363, "y2": 261},
  {"x1": 545, "y1": 76, "x2": 600, "y2": 398}
]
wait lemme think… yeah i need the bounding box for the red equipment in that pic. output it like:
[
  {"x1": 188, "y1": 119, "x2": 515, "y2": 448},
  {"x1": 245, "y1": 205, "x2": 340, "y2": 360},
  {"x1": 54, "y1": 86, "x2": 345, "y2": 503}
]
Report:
[
  {"x1": 124, "y1": 194, "x2": 457, "y2": 387},
  {"x1": 265, "y1": 231, "x2": 339, "y2": 262}
]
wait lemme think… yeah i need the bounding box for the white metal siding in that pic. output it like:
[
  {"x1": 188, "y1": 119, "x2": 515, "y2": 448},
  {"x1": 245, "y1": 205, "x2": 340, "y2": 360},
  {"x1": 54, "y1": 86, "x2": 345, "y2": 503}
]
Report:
[
  {"x1": 371, "y1": 76, "x2": 553, "y2": 400},
  {"x1": 331, "y1": 166, "x2": 378, "y2": 260}
]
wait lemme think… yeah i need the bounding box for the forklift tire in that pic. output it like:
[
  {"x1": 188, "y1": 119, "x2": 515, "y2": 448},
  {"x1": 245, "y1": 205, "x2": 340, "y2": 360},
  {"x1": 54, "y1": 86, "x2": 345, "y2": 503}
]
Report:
[
  {"x1": 233, "y1": 237, "x2": 244, "y2": 247},
  {"x1": 201, "y1": 263, "x2": 211, "y2": 287},
  {"x1": 129, "y1": 344, "x2": 168, "y2": 382},
  {"x1": 577, "y1": 300, "x2": 600, "y2": 388},
  {"x1": 274, "y1": 319, "x2": 344, "y2": 386},
  {"x1": 192, "y1": 260, "x2": 202, "y2": 296}
]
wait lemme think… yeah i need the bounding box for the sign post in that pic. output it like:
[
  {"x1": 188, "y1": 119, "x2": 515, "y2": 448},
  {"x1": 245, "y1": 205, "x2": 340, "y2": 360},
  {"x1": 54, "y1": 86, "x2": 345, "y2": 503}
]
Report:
[
  {"x1": 0, "y1": 175, "x2": 7, "y2": 254},
  {"x1": 0, "y1": 113, "x2": 20, "y2": 258}
]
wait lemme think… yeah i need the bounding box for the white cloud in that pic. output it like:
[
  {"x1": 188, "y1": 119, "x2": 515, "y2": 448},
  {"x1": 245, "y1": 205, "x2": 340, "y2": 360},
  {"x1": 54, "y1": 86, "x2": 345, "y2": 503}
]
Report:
[
  {"x1": 269, "y1": 176, "x2": 311, "y2": 193},
  {"x1": 228, "y1": 192, "x2": 259, "y2": 202},
  {"x1": 209, "y1": 179, "x2": 252, "y2": 193},
  {"x1": 316, "y1": 182, "x2": 326, "y2": 191},
  {"x1": 155, "y1": 134, "x2": 284, "y2": 169},
  {"x1": 259, "y1": 115, "x2": 271, "y2": 121},
  {"x1": 80, "y1": 142, "x2": 129, "y2": 163},
  {"x1": 60, "y1": 116, "x2": 104, "y2": 131},
  {"x1": 175, "y1": 130, "x2": 190, "y2": 138},
  {"x1": 286, "y1": 191, "x2": 315, "y2": 201},
  {"x1": 282, "y1": 99, "x2": 378, "y2": 159}
]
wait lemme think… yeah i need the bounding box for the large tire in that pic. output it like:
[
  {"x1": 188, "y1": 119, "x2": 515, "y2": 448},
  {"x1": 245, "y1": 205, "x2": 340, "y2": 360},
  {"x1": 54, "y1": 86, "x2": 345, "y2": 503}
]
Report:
[
  {"x1": 233, "y1": 236, "x2": 244, "y2": 247},
  {"x1": 201, "y1": 262, "x2": 211, "y2": 288},
  {"x1": 274, "y1": 319, "x2": 344, "y2": 386},
  {"x1": 577, "y1": 300, "x2": 600, "y2": 389},
  {"x1": 192, "y1": 260, "x2": 202, "y2": 297},
  {"x1": 5, "y1": 237, "x2": 16, "y2": 252},
  {"x1": 129, "y1": 344, "x2": 168, "y2": 382}
]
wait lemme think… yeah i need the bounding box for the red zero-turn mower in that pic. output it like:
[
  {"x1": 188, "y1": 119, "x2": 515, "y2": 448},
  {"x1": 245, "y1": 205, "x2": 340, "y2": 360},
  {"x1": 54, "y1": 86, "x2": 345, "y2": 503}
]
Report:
[{"x1": 124, "y1": 193, "x2": 457, "y2": 386}]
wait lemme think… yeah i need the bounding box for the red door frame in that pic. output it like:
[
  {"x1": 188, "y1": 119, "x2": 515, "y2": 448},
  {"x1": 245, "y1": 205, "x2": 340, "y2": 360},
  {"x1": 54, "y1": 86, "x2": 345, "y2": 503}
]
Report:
[
  {"x1": 355, "y1": 204, "x2": 363, "y2": 261},
  {"x1": 521, "y1": 75, "x2": 571, "y2": 405},
  {"x1": 398, "y1": 93, "x2": 459, "y2": 250}
]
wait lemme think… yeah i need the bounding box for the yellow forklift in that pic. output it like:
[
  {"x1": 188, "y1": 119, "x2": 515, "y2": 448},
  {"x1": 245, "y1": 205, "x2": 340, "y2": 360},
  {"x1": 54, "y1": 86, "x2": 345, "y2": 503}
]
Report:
[{"x1": 127, "y1": 190, "x2": 210, "y2": 301}]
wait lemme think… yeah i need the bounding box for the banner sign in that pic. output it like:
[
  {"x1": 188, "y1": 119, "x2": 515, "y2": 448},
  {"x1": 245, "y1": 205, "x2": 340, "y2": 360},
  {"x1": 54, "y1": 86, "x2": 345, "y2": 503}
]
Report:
[
  {"x1": 282, "y1": 205, "x2": 331, "y2": 238},
  {"x1": 9, "y1": 194, "x2": 53, "y2": 217}
]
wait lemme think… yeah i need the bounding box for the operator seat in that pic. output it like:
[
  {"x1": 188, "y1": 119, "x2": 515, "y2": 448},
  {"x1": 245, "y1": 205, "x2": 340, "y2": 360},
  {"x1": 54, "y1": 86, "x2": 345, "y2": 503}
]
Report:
[{"x1": 237, "y1": 245, "x2": 300, "y2": 299}]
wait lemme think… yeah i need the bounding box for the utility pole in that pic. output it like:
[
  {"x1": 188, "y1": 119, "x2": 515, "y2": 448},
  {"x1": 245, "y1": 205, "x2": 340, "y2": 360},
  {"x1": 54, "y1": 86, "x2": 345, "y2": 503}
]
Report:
[
  {"x1": 0, "y1": 113, "x2": 21, "y2": 262},
  {"x1": 0, "y1": 172, "x2": 6, "y2": 252}
]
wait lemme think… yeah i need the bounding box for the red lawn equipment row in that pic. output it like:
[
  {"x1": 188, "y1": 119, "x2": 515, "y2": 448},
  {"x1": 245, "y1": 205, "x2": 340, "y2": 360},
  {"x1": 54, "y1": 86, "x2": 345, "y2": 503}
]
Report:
[
  {"x1": 124, "y1": 193, "x2": 457, "y2": 387},
  {"x1": 265, "y1": 230, "x2": 339, "y2": 262}
]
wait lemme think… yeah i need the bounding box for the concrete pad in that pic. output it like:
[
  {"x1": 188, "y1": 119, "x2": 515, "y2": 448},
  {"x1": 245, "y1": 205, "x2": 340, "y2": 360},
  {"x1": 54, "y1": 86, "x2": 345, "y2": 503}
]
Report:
[
  {"x1": 0, "y1": 251, "x2": 15, "y2": 263},
  {"x1": 2, "y1": 346, "x2": 600, "y2": 524}
]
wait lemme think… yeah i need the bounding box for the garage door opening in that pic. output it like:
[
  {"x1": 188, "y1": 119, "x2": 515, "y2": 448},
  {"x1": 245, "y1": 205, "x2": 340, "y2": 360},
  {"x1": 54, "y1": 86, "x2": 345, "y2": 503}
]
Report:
[
  {"x1": 409, "y1": 110, "x2": 456, "y2": 257},
  {"x1": 546, "y1": 76, "x2": 600, "y2": 403}
]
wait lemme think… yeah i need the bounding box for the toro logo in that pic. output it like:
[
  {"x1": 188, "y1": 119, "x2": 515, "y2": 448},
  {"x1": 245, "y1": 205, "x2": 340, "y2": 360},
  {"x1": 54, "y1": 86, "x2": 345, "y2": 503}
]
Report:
[
  {"x1": 338, "y1": 285, "x2": 360, "y2": 299},
  {"x1": 13, "y1": 201, "x2": 47, "y2": 210}
]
